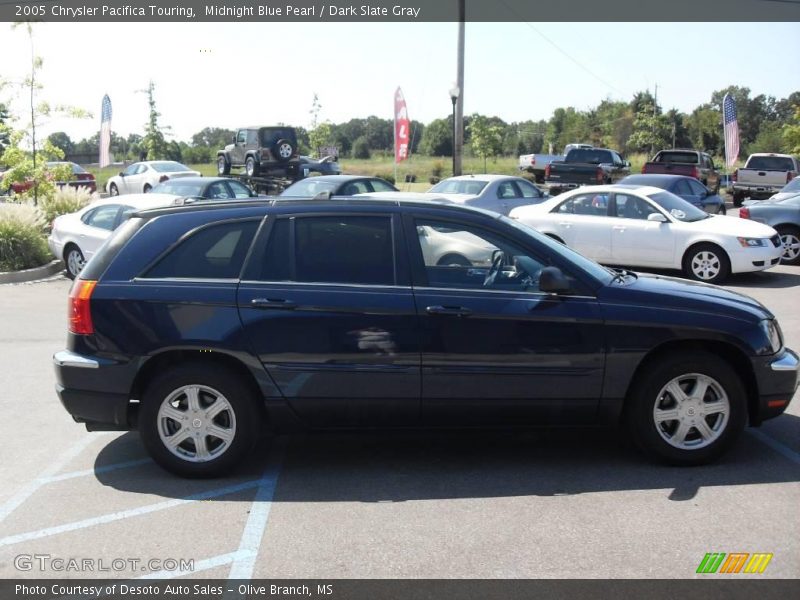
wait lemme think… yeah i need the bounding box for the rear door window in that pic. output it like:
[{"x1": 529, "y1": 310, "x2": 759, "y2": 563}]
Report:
[
  {"x1": 144, "y1": 220, "x2": 259, "y2": 279},
  {"x1": 82, "y1": 205, "x2": 121, "y2": 231}
]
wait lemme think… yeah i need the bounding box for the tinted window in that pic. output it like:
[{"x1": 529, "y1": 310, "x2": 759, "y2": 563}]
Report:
[
  {"x1": 145, "y1": 221, "x2": 258, "y2": 279},
  {"x1": 517, "y1": 180, "x2": 542, "y2": 198},
  {"x1": 260, "y1": 128, "x2": 296, "y2": 145},
  {"x1": 370, "y1": 179, "x2": 397, "y2": 192},
  {"x1": 555, "y1": 193, "x2": 609, "y2": 216},
  {"x1": 206, "y1": 182, "x2": 233, "y2": 199},
  {"x1": 746, "y1": 156, "x2": 795, "y2": 171},
  {"x1": 656, "y1": 151, "x2": 699, "y2": 164},
  {"x1": 614, "y1": 194, "x2": 660, "y2": 220},
  {"x1": 228, "y1": 180, "x2": 254, "y2": 198},
  {"x1": 429, "y1": 179, "x2": 489, "y2": 195},
  {"x1": 280, "y1": 179, "x2": 339, "y2": 197},
  {"x1": 258, "y1": 216, "x2": 395, "y2": 286},
  {"x1": 497, "y1": 182, "x2": 518, "y2": 199},
  {"x1": 340, "y1": 180, "x2": 372, "y2": 195},
  {"x1": 84, "y1": 205, "x2": 121, "y2": 230},
  {"x1": 150, "y1": 162, "x2": 191, "y2": 173}
]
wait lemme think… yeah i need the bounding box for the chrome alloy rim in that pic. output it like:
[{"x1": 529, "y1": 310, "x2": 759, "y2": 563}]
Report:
[
  {"x1": 780, "y1": 233, "x2": 800, "y2": 263},
  {"x1": 690, "y1": 251, "x2": 721, "y2": 280},
  {"x1": 278, "y1": 143, "x2": 292, "y2": 159},
  {"x1": 652, "y1": 373, "x2": 730, "y2": 450},
  {"x1": 157, "y1": 384, "x2": 236, "y2": 462},
  {"x1": 67, "y1": 249, "x2": 85, "y2": 276}
]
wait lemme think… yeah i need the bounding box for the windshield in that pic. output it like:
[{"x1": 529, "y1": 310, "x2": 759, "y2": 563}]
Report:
[
  {"x1": 500, "y1": 215, "x2": 613, "y2": 285},
  {"x1": 280, "y1": 179, "x2": 338, "y2": 197},
  {"x1": 428, "y1": 179, "x2": 488, "y2": 195},
  {"x1": 650, "y1": 191, "x2": 709, "y2": 222},
  {"x1": 150, "y1": 162, "x2": 192, "y2": 173},
  {"x1": 151, "y1": 181, "x2": 204, "y2": 196},
  {"x1": 781, "y1": 177, "x2": 800, "y2": 193}
]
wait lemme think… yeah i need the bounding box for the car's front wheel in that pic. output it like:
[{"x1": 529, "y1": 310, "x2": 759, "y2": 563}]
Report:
[
  {"x1": 682, "y1": 243, "x2": 730, "y2": 284},
  {"x1": 143, "y1": 184, "x2": 152, "y2": 193},
  {"x1": 109, "y1": 183, "x2": 119, "y2": 196},
  {"x1": 139, "y1": 364, "x2": 261, "y2": 477},
  {"x1": 245, "y1": 156, "x2": 259, "y2": 177},
  {"x1": 625, "y1": 352, "x2": 746, "y2": 465},
  {"x1": 64, "y1": 245, "x2": 85, "y2": 279},
  {"x1": 776, "y1": 225, "x2": 800, "y2": 265},
  {"x1": 217, "y1": 155, "x2": 231, "y2": 176}
]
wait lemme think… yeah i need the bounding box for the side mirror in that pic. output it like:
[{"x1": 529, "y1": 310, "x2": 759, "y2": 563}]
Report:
[
  {"x1": 416, "y1": 226, "x2": 428, "y2": 237},
  {"x1": 647, "y1": 213, "x2": 667, "y2": 223},
  {"x1": 624, "y1": 161, "x2": 631, "y2": 168},
  {"x1": 119, "y1": 172, "x2": 125, "y2": 177},
  {"x1": 539, "y1": 266, "x2": 571, "y2": 294}
]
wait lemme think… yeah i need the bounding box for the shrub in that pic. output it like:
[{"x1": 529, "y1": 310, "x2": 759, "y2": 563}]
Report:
[
  {"x1": 429, "y1": 176, "x2": 441, "y2": 185},
  {"x1": 0, "y1": 203, "x2": 50, "y2": 271},
  {"x1": 431, "y1": 161, "x2": 444, "y2": 178},
  {"x1": 39, "y1": 186, "x2": 97, "y2": 227},
  {"x1": 352, "y1": 136, "x2": 371, "y2": 159}
]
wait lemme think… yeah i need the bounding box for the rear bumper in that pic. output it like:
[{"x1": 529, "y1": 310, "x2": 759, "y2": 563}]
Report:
[
  {"x1": 751, "y1": 348, "x2": 799, "y2": 424},
  {"x1": 733, "y1": 183, "x2": 784, "y2": 198},
  {"x1": 53, "y1": 350, "x2": 136, "y2": 430}
]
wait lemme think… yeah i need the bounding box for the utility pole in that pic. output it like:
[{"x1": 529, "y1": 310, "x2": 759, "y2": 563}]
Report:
[
  {"x1": 454, "y1": 0, "x2": 465, "y2": 176},
  {"x1": 650, "y1": 83, "x2": 658, "y2": 157}
]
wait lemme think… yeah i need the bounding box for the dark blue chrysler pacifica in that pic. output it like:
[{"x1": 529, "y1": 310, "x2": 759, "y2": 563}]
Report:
[{"x1": 53, "y1": 197, "x2": 798, "y2": 477}]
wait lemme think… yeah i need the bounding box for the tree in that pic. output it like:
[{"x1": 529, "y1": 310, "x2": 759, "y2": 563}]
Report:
[
  {"x1": 751, "y1": 121, "x2": 787, "y2": 154},
  {"x1": 190, "y1": 127, "x2": 235, "y2": 149},
  {"x1": 419, "y1": 118, "x2": 452, "y2": 156},
  {"x1": 0, "y1": 103, "x2": 9, "y2": 158},
  {"x1": 141, "y1": 81, "x2": 170, "y2": 160},
  {"x1": 468, "y1": 114, "x2": 504, "y2": 171},
  {"x1": 307, "y1": 93, "x2": 335, "y2": 157},
  {"x1": 685, "y1": 107, "x2": 721, "y2": 155},
  {"x1": 47, "y1": 131, "x2": 73, "y2": 156},
  {"x1": 782, "y1": 106, "x2": 800, "y2": 155},
  {"x1": 352, "y1": 136, "x2": 371, "y2": 159},
  {"x1": 626, "y1": 103, "x2": 671, "y2": 154}
]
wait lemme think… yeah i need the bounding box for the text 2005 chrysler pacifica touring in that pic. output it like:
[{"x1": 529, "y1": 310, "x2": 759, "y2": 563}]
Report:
[{"x1": 53, "y1": 198, "x2": 798, "y2": 476}]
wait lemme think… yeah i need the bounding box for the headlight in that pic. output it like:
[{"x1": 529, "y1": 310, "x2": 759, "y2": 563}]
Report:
[
  {"x1": 760, "y1": 319, "x2": 783, "y2": 354},
  {"x1": 737, "y1": 237, "x2": 766, "y2": 248}
]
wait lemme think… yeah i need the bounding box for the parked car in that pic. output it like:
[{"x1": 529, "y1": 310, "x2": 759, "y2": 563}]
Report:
[
  {"x1": 767, "y1": 175, "x2": 800, "y2": 202},
  {"x1": 279, "y1": 175, "x2": 397, "y2": 197},
  {"x1": 299, "y1": 155, "x2": 341, "y2": 177},
  {"x1": 620, "y1": 174, "x2": 726, "y2": 214},
  {"x1": 739, "y1": 194, "x2": 800, "y2": 265},
  {"x1": 518, "y1": 144, "x2": 593, "y2": 183},
  {"x1": 509, "y1": 184, "x2": 782, "y2": 284},
  {"x1": 48, "y1": 194, "x2": 181, "y2": 278},
  {"x1": 425, "y1": 174, "x2": 549, "y2": 216},
  {"x1": 217, "y1": 126, "x2": 301, "y2": 179},
  {"x1": 106, "y1": 161, "x2": 200, "y2": 196},
  {"x1": 4, "y1": 161, "x2": 97, "y2": 194},
  {"x1": 149, "y1": 176, "x2": 260, "y2": 200},
  {"x1": 545, "y1": 147, "x2": 630, "y2": 195},
  {"x1": 641, "y1": 150, "x2": 721, "y2": 193},
  {"x1": 732, "y1": 153, "x2": 800, "y2": 206},
  {"x1": 53, "y1": 196, "x2": 797, "y2": 476}
]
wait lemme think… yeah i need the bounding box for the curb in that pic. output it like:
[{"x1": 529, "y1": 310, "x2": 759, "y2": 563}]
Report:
[{"x1": 0, "y1": 259, "x2": 64, "y2": 284}]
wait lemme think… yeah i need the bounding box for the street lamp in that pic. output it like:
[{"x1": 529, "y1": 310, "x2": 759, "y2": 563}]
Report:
[{"x1": 449, "y1": 84, "x2": 460, "y2": 176}]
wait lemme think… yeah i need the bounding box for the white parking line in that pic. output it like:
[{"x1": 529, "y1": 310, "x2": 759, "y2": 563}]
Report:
[
  {"x1": 748, "y1": 429, "x2": 800, "y2": 465},
  {"x1": 0, "y1": 434, "x2": 98, "y2": 524},
  {"x1": 0, "y1": 478, "x2": 264, "y2": 547},
  {"x1": 227, "y1": 437, "x2": 287, "y2": 580}
]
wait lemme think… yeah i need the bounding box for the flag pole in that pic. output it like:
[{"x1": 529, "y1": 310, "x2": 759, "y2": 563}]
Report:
[{"x1": 393, "y1": 89, "x2": 397, "y2": 188}]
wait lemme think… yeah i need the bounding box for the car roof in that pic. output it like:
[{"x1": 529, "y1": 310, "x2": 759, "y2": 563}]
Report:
[
  {"x1": 622, "y1": 174, "x2": 691, "y2": 184},
  {"x1": 91, "y1": 193, "x2": 180, "y2": 210},
  {"x1": 556, "y1": 184, "x2": 666, "y2": 197},
  {"x1": 437, "y1": 174, "x2": 519, "y2": 182},
  {"x1": 153, "y1": 176, "x2": 227, "y2": 186},
  {"x1": 288, "y1": 175, "x2": 382, "y2": 183}
]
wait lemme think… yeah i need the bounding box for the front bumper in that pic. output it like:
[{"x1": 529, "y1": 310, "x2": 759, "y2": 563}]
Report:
[
  {"x1": 751, "y1": 348, "x2": 799, "y2": 424},
  {"x1": 53, "y1": 350, "x2": 135, "y2": 431},
  {"x1": 728, "y1": 244, "x2": 784, "y2": 274}
]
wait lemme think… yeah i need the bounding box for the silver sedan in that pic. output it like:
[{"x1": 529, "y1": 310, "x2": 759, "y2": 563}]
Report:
[
  {"x1": 741, "y1": 193, "x2": 800, "y2": 265},
  {"x1": 425, "y1": 174, "x2": 549, "y2": 216}
]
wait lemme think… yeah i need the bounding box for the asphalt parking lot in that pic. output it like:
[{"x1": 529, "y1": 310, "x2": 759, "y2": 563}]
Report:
[{"x1": 0, "y1": 264, "x2": 797, "y2": 580}]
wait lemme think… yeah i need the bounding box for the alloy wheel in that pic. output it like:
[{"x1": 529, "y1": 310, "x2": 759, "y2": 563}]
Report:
[
  {"x1": 690, "y1": 251, "x2": 721, "y2": 281},
  {"x1": 66, "y1": 248, "x2": 85, "y2": 277},
  {"x1": 780, "y1": 232, "x2": 800, "y2": 263}
]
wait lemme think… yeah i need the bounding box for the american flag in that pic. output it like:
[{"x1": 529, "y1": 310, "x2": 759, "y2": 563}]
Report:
[
  {"x1": 99, "y1": 95, "x2": 112, "y2": 168},
  {"x1": 722, "y1": 93, "x2": 739, "y2": 169}
]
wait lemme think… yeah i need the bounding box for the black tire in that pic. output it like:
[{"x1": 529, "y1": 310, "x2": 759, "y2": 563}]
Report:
[
  {"x1": 63, "y1": 244, "x2": 85, "y2": 280},
  {"x1": 143, "y1": 184, "x2": 152, "y2": 193},
  {"x1": 273, "y1": 139, "x2": 294, "y2": 163},
  {"x1": 245, "y1": 156, "x2": 259, "y2": 177},
  {"x1": 625, "y1": 352, "x2": 747, "y2": 465},
  {"x1": 732, "y1": 192, "x2": 745, "y2": 207},
  {"x1": 717, "y1": 204, "x2": 726, "y2": 215},
  {"x1": 109, "y1": 183, "x2": 119, "y2": 197},
  {"x1": 139, "y1": 363, "x2": 261, "y2": 478},
  {"x1": 217, "y1": 155, "x2": 231, "y2": 176},
  {"x1": 776, "y1": 225, "x2": 800, "y2": 266},
  {"x1": 436, "y1": 253, "x2": 471, "y2": 267},
  {"x1": 682, "y1": 243, "x2": 730, "y2": 284}
]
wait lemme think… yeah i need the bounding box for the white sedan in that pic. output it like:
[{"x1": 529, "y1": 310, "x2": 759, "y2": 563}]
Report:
[
  {"x1": 509, "y1": 184, "x2": 782, "y2": 284},
  {"x1": 425, "y1": 174, "x2": 549, "y2": 216},
  {"x1": 106, "y1": 161, "x2": 200, "y2": 196},
  {"x1": 48, "y1": 194, "x2": 178, "y2": 278}
]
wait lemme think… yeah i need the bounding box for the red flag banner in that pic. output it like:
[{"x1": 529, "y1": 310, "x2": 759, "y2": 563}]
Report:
[{"x1": 394, "y1": 87, "x2": 410, "y2": 163}]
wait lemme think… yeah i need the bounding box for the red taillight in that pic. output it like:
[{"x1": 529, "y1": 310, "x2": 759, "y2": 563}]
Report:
[
  {"x1": 68, "y1": 280, "x2": 97, "y2": 335},
  {"x1": 596, "y1": 167, "x2": 604, "y2": 182},
  {"x1": 545, "y1": 164, "x2": 551, "y2": 179},
  {"x1": 739, "y1": 207, "x2": 750, "y2": 219},
  {"x1": 530, "y1": 157, "x2": 536, "y2": 165},
  {"x1": 690, "y1": 166, "x2": 699, "y2": 179},
  {"x1": 787, "y1": 171, "x2": 796, "y2": 183},
  {"x1": 159, "y1": 175, "x2": 169, "y2": 183},
  {"x1": 732, "y1": 169, "x2": 738, "y2": 182}
]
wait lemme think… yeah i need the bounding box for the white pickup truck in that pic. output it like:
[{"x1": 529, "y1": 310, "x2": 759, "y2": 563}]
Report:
[
  {"x1": 732, "y1": 153, "x2": 799, "y2": 206},
  {"x1": 518, "y1": 143, "x2": 592, "y2": 183}
]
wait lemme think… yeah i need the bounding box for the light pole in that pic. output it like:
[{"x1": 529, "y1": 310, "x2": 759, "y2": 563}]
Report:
[{"x1": 449, "y1": 84, "x2": 460, "y2": 177}]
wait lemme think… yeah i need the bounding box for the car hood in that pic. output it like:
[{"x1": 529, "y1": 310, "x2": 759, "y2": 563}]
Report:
[
  {"x1": 680, "y1": 214, "x2": 776, "y2": 237},
  {"x1": 602, "y1": 271, "x2": 772, "y2": 322}
]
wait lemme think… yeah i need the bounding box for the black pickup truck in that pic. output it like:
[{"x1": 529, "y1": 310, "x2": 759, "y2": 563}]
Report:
[{"x1": 545, "y1": 147, "x2": 630, "y2": 195}]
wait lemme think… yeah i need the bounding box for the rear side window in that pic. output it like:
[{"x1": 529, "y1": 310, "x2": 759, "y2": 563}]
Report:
[
  {"x1": 145, "y1": 220, "x2": 258, "y2": 279},
  {"x1": 257, "y1": 216, "x2": 395, "y2": 286},
  {"x1": 746, "y1": 156, "x2": 796, "y2": 171}
]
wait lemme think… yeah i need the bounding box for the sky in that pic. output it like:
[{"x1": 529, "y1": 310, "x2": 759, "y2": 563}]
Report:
[{"x1": 0, "y1": 21, "x2": 798, "y2": 144}]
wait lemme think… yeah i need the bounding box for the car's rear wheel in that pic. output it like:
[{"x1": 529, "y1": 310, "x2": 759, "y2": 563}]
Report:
[
  {"x1": 682, "y1": 243, "x2": 730, "y2": 284},
  {"x1": 139, "y1": 364, "x2": 261, "y2": 477},
  {"x1": 217, "y1": 155, "x2": 231, "y2": 176},
  {"x1": 245, "y1": 156, "x2": 259, "y2": 177},
  {"x1": 143, "y1": 184, "x2": 152, "y2": 193},
  {"x1": 64, "y1": 245, "x2": 85, "y2": 280},
  {"x1": 717, "y1": 204, "x2": 726, "y2": 215},
  {"x1": 625, "y1": 352, "x2": 746, "y2": 465},
  {"x1": 109, "y1": 183, "x2": 119, "y2": 196},
  {"x1": 733, "y1": 192, "x2": 745, "y2": 207},
  {"x1": 776, "y1": 225, "x2": 800, "y2": 265}
]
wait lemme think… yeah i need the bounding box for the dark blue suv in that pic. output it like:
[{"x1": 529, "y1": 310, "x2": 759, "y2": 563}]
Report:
[{"x1": 54, "y1": 198, "x2": 798, "y2": 476}]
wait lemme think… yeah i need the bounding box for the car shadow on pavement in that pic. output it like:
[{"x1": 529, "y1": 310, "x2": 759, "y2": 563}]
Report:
[
  {"x1": 723, "y1": 269, "x2": 800, "y2": 289},
  {"x1": 94, "y1": 413, "x2": 800, "y2": 504}
]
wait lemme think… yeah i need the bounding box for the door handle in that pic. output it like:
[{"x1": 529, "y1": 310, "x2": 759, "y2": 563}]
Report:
[
  {"x1": 426, "y1": 305, "x2": 473, "y2": 317},
  {"x1": 558, "y1": 222, "x2": 572, "y2": 227},
  {"x1": 612, "y1": 226, "x2": 626, "y2": 231},
  {"x1": 250, "y1": 298, "x2": 297, "y2": 310}
]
